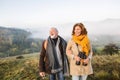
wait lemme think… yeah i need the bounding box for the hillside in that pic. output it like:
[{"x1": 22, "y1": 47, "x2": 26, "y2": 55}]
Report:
[
  {"x1": 28, "y1": 18, "x2": 120, "y2": 39},
  {"x1": 0, "y1": 26, "x2": 43, "y2": 58},
  {"x1": 0, "y1": 26, "x2": 31, "y2": 44},
  {"x1": 0, "y1": 53, "x2": 120, "y2": 80}
]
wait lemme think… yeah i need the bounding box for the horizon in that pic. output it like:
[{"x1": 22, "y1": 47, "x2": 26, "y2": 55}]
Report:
[{"x1": 0, "y1": 18, "x2": 120, "y2": 39}]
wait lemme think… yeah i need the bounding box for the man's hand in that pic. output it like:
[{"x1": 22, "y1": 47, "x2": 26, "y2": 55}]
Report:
[{"x1": 39, "y1": 72, "x2": 45, "y2": 77}]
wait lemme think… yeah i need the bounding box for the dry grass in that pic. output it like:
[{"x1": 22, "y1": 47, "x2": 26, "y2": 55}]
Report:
[{"x1": 0, "y1": 53, "x2": 120, "y2": 80}]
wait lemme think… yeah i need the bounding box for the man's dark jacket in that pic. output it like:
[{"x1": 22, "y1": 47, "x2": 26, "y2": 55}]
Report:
[{"x1": 39, "y1": 36, "x2": 69, "y2": 75}]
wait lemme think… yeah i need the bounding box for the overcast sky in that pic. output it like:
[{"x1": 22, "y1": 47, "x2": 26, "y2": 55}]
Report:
[{"x1": 0, "y1": 0, "x2": 120, "y2": 29}]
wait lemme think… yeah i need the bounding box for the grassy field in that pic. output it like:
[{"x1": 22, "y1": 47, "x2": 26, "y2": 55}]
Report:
[
  {"x1": 0, "y1": 53, "x2": 120, "y2": 80},
  {"x1": 0, "y1": 53, "x2": 40, "y2": 80}
]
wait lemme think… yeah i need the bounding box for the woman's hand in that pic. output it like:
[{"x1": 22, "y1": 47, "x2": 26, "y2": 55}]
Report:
[
  {"x1": 67, "y1": 50, "x2": 72, "y2": 54},
  {"x1": 83, "y1": 58, "x2": 90, "y2": 64},
  {"x1": 74, "y1": 55, "x2": 81, "y2": 61}
]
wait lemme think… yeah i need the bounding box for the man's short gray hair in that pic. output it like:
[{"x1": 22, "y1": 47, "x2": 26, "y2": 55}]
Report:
[{"x1": 50, "y1": 27, "x2": 58, "y2": 33}]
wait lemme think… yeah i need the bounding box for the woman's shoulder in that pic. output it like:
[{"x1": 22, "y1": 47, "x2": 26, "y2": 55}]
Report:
[{"x1": 68, "y1": 39, "x2": 75, "y2": 44}]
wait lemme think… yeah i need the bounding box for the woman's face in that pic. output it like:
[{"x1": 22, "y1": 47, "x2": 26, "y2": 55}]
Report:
[{"x1": 74, "y1": 26, "x2": 82, "y2": 36}]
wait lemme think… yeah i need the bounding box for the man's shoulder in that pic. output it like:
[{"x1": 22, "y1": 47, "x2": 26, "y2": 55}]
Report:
[{"x1": 58, "y1": 36, "x2": 66, "y2": 41}]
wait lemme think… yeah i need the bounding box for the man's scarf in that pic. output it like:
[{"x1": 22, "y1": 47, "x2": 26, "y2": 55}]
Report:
[
  {"x1": 46, "y1": 37, "x2": 62, "y2": 73},
  {"x1": 72, "y1": 34, "x2": 90, "y2": 56},
  {"x1": 46, "y1": 36, "x2": 69, "y2": 75}
]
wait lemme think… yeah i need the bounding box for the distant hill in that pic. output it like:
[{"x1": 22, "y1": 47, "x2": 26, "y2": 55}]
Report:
[
  {"x1": 0, "y1": 26, "x2": 31, "y2": 44},
  {"x1": 29, "y1": 18, "x2": 120, "y2": 39},
  {"x1": 84, "y1": 18, "x2": 120, "y2": 35},
  {"x1": 28, "y1": 19, "x2": 120, "y2": 45},
  {"x1": 0, "y1": 26, "x2": 42, "y2": 58},
  {"x1": 0, "y1": 18, "x2": 120, "y2": 57}
]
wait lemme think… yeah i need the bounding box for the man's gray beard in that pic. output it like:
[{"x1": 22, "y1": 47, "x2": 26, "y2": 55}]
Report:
[{"x1": 50, "y1": 35, "x2": 56, "y2": 39}]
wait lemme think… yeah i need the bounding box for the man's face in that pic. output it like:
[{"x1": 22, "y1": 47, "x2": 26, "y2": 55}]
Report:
[{"x1": 49, "y1": 28, "x2": 58, "y2": 39}]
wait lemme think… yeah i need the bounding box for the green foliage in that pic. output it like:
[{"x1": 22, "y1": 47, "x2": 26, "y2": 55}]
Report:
[
  {"x1": 0, "y1": 27, "x2": 43, "y2": 58},
  {"x1": 0, "y1": 53, "x2": 40, "y2": 80},
  {"x1": 90, "y1": 54, "x2": 120, "y2": 80},
  {"x1": 103, "y1": 43, "x2": 119, "y2": 55},
  {"x1": 0, "y1": 53, "x2": 120, "y2": 80},
  {"x1": 92, "y1": 46, "x2": 104, "y2": 55}
]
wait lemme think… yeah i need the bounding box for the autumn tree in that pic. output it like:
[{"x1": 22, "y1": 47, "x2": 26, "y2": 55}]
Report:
[{"x1": 103, "y1": 43, "x2": 119, "y2": 55}]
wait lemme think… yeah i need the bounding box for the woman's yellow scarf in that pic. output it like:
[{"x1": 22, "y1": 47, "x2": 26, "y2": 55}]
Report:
[{"x1": 72, "y1": 34, "x2": 90, "y2": 56}]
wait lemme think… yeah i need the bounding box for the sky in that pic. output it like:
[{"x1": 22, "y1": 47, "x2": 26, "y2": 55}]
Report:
[{"x1": 0, "y1": 0, "x2": 120, "y2": 29}]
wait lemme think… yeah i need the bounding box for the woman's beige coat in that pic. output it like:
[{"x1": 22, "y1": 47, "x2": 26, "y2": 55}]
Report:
[{"x1": 66, "y1": 39, "x2": 93, "y2": 76}]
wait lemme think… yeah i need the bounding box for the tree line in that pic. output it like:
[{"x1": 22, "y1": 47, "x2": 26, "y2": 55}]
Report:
[
  {"x1": 0, "y1": 27, "x2": 43, "y2": 58},
  {"x1": 0, "y1": 26, "x2": 119, "y2": 58}
]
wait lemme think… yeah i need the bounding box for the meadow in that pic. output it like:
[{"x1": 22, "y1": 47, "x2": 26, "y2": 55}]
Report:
[{"x1": 0, "y1": 53, "x2": 120, "y2": 80}]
